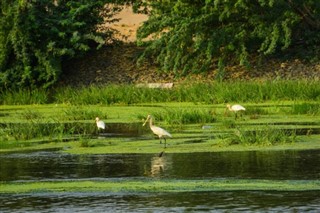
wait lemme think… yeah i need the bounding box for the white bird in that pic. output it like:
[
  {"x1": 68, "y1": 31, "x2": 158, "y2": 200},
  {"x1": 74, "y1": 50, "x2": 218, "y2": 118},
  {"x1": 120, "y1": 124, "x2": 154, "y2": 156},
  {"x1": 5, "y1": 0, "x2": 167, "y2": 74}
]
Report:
[
  {"x1": 225, "y1": 104, "x2": 246, "y2": 119},
  {"x1": 95, "y1": 117, "x2": 105, "y2": 130},
  {"x1": 143, "y1": 115, "x2": 172, "y2": 148}
]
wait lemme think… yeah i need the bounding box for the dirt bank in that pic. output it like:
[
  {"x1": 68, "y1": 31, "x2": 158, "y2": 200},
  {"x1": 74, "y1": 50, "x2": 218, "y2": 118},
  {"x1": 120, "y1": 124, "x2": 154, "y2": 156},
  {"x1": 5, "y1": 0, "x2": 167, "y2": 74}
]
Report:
[{"x1": 60, "y1": 7, "x2": 320, "y2": 87}]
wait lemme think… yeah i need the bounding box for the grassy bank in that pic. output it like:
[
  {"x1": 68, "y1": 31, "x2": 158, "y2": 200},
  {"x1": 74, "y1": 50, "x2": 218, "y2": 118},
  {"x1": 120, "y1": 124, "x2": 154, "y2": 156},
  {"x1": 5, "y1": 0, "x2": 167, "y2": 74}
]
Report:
[{"x1": 1, "y1": 80, "x2": 320, "y2": 105}]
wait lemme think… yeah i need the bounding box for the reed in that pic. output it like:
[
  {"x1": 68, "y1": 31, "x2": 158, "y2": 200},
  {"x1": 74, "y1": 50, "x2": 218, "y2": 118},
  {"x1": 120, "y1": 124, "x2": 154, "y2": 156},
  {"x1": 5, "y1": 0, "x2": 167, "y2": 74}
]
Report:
[
  {"x1": 227, "y1": 125, "x2": 297, "y2": 145},
  {"x1": 20, "y1": 109, "x2": 43, "y2": 120},
  {"x1": 148, "y1": 108, "x2": 216, "y2": 125},
  {"x1": 290, "y1": 102, "x2": 320, "y2": 115},
  {"x1": 0, "y1": 88, "x2": 48, "y2": 105},
  {"x1": 52, "y1": 80, "x2": 320, "y2": 104},
  {"x1": 2, "y1": 80, "x2": 320, "y2": 105},
  {"x1": 63, "y1": 106, "x2": 107, "y2": 120},
  {"x1": 1, "y1": 118, "x2": 76, "y2": 141}
]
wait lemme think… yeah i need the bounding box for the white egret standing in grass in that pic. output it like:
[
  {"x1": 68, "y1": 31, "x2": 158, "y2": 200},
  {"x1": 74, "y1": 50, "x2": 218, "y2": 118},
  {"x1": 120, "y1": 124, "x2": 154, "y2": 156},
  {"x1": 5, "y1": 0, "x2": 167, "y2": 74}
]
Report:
[
  {"x1": 225, "y1": 104, "x2": 246, "y2": 119},
  {"x1": 143, "y1": 115, "x2": 172, "y2": 148},
  {"x1": 95, "y1": 117, "x2": 105, "y2": 130}
]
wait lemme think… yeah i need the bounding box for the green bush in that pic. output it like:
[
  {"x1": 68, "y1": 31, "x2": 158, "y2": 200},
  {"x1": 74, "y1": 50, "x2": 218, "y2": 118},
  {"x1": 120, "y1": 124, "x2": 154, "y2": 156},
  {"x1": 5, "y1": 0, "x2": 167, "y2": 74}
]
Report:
[
  {"x1": 0, "y1": 0, "x2": 122, "y2": 89},
  {"x1": 134, "y1": 0, "x2": 320, "y2": 76}
]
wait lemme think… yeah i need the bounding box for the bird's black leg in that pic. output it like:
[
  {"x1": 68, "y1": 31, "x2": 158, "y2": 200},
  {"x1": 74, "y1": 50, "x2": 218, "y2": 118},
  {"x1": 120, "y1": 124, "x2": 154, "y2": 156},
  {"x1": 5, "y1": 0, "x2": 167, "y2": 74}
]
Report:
[
  {"x1": 164, "y1": 138, "x2": 167, "y2": 148},
  {"x1": 159, "y1": 138, "x2": 162, "y2": 144}
]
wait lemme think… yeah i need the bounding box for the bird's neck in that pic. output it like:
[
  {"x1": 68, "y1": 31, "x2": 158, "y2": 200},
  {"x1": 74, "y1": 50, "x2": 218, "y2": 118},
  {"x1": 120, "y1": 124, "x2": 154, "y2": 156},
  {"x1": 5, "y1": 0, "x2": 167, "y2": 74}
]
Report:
[{"x1": 149, "y1": 117, "x2": 154, "y2": 127}]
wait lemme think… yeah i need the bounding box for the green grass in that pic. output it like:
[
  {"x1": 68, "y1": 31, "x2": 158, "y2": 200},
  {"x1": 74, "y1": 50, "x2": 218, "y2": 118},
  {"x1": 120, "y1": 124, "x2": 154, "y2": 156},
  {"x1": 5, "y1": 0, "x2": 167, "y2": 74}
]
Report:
[
  {"x1": 1, "y1": 101, "x2": 320, "y2": 154},
  {"x1": 1, "y1": 80, "x2": 320, "y2": 105},
  {"x1": 290, "y1": 102, "x2": 320, "y2": 115},
  {"x1": 0, "y1": 88, "x2": 48, "y2": 105},
  {"x1": 63, "y1": 106, "x2": 108, "y2": 120},
  {"x1": 1, "y1": 179, "x2": 319, "y2": 193},
  {"x1": 225, "y1": 125, "x2": 297, "y2": 146}
]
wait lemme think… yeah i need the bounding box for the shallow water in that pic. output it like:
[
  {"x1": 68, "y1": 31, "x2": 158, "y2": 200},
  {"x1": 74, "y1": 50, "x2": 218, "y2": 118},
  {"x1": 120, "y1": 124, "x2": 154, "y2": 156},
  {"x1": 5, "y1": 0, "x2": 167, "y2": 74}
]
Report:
[
  {"x1": 1, "y1": 150, "x2": 320, "y2": 212},
  {"x1": 1, "y1": 150, "x2": 320, "y2": 181},
  {"x1": 1, "y1": 191, "x2": 319, "y2": 212}
]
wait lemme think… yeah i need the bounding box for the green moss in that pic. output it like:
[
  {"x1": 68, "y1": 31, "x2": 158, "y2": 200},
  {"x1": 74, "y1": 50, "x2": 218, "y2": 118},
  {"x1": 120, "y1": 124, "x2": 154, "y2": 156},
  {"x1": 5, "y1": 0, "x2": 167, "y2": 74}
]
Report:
[{"x1": 1, "y1": 179, "x2": 319, "y2": 194}]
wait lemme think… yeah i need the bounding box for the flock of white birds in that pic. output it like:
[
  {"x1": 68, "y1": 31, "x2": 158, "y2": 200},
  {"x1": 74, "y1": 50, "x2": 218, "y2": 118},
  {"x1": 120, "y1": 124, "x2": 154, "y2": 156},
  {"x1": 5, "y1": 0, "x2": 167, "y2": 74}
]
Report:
[{"x1": 95, "y1": 104, "x2": 246, "y2": 148}]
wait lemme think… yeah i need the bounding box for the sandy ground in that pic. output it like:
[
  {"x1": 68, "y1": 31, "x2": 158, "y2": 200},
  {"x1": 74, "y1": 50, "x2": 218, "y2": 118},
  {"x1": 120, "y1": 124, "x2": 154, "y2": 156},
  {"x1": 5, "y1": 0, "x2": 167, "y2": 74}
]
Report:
[{"x1": 109, "y1": 6, "x2": 148, "y2": 42}]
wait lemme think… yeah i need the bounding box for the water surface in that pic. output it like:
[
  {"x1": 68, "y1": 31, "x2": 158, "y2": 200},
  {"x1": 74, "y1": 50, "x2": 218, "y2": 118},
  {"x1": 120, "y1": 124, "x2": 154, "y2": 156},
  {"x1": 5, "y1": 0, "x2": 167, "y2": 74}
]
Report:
[
  {"x1": 1, "y1": 150, "x2": 319, "y2": 212},
  {"x1": 1, "y1": 191, "x2": 319, "y2": 212},
  {"x1": 1, "y1": 150, "x2": 319, "y2": 181}
]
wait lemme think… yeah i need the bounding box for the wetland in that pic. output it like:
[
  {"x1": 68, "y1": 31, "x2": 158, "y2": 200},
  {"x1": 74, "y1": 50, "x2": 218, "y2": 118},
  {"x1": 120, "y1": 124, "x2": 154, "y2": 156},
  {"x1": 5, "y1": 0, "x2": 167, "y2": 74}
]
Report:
[{"x1": 1, "y1": 81, "x2": 320, "y2": 212}]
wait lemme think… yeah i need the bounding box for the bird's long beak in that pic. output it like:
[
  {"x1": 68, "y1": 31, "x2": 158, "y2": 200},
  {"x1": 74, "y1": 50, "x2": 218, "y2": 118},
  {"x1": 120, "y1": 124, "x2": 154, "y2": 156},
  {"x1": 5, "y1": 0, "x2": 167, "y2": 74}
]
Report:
[{"x1": 143, "y1": 117, "x2": 149, "y2": 126}]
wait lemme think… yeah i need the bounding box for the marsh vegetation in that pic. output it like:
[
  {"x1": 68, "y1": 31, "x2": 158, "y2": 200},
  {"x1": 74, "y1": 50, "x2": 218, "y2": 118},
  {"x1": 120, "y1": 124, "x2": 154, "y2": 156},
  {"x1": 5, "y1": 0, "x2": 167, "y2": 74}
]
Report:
[
  {"x1": 1, "y1": 80, "x2": 320, "y2": 211},
  {"x1": 1, "y1": 80, "x2": 320, "y2": 153}
]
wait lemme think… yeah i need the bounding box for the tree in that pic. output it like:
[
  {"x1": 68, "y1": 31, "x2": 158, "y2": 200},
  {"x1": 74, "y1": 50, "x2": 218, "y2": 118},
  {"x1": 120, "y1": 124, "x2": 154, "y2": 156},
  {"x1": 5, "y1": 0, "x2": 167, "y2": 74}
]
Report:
[
  {"x1": 134, "y1": 0, "x2": 320, "y2": 77},
  {"x1": 0, "y1": 0, "x2": 123, "y2": 89}
]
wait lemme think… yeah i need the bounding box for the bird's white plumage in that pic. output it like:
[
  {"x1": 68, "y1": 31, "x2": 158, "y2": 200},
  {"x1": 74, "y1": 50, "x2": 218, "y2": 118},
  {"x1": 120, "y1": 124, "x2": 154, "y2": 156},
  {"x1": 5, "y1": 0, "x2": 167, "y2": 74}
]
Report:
[
  {"x1": 150, "y1": 125, "x2": 172, "y2": 138},
  {"x1": 227, "y1": 104, "x2": 246, "y2": 112},
  {"x1": 143, "y1": 115, "x2": 172, "y2": 147},
  {"x1": 225, "y1": 104, "x2": 246, "y2": 120},
  {"x1": 95, "y1": 117, "x2": 105, "y2": 130}
]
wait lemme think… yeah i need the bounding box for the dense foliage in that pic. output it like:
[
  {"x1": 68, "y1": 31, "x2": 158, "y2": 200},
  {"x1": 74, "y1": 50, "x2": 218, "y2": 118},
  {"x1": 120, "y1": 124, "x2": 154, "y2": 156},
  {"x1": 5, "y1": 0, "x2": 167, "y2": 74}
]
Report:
[
  {"x1": 134, "y1": 0, "x2": 320, "y2": 77},
  {"x1": 0, "y1": 0, "x2": 122, "y2": 89},
  {"x1": 1, "y1": 1, "x2": 319, "y2": 89}
]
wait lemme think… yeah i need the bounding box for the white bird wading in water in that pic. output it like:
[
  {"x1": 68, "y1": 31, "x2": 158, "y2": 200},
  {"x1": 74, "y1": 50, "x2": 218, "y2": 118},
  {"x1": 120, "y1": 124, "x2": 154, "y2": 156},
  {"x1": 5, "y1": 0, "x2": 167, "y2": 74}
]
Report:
[
  {"x1": 225, "y1": 104, "x2": 246, "y2": 119},
  {"x1": 95, "y1": 117, "x2": 105, "y2": 130},
  {"x1": 143, "y1": 115, "x2": 172, "y2": 148}
]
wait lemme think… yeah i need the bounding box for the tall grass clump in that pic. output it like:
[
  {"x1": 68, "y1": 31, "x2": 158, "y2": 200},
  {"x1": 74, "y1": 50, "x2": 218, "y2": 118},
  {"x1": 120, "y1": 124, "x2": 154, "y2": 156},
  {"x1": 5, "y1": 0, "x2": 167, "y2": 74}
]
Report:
[
  {"x1": 1, "y1": 119, "x2": 94, "y2": 142},
  {"x1": 290, "y1": 102, "x2": 320, "y2": 115},
  {"x1": 63, "y1": 106, "x2": 107, "y2": 120},
  {"x1": 1, "y1": 109, "x2": 90, "y2": 141},
  {"x1": 208, "y1": 80, "x2": 320, "y2": 103},
  {"x1": 53, "y1": 85, "x2": 174, "y2": 105},
  {"x1": 0, "y1": 89, "x2": 48, "y2": 105},
  {"x1": 266, "y1": 80, "x2": 320, "y2": 101},
  {"x1": 2, "y1": 80, "x2": 320, "y2": 105},
  {"x1": 227, "y1": 126, "x2": 296, "y2": 146},
  {"x1": 173, "y1": 83, "x2": 216, "y2": 103},
  {"x1": 147, "y1": 108, "x2": 216, "y2": 125},
  {"x1": 20, "y1": 109, "x2": 44, "y2": 120},
  {"x1": 2, "y1": 119, "x2": 67, "y2": 141}
]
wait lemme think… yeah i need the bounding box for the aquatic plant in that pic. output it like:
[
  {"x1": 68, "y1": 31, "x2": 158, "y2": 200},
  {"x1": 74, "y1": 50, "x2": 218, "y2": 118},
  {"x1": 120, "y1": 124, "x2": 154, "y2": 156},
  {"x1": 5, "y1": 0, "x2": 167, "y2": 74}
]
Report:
[
  {"x1": 20, "y1": 109, "x2": 43, "y2": 120},
  {"x1": 147, "y1": 108, "x2": 216, "y2": 125},
  {"x1": 290, "y1": 102, "x2": 320, "y2": 115},
  {"x1": 227, "y1": 125, "x2": 297, "y2": 146},
  {"x1": 1, "y1": 117, "x2": 77, "y2": 141},
  {"x1": 1, "y1": 179, "x2": 320, "y2": 193},
  {"x1": 63, "y1": 106, "x2": 107, "y2": 121}
]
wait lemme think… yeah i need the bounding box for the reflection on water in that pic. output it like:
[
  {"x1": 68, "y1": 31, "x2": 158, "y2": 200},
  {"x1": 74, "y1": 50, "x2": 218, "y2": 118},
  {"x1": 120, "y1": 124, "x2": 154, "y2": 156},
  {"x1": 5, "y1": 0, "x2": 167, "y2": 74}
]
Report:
[
  {"x1": 144, "y1": 154, "x2": 172, "y2": 177},
  {"x1": 1, "y1": 191, "x2": 319, "y2": 212},
  {"x1": 1, "y1": 150, "x2": 319, "y2": 181}
]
